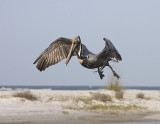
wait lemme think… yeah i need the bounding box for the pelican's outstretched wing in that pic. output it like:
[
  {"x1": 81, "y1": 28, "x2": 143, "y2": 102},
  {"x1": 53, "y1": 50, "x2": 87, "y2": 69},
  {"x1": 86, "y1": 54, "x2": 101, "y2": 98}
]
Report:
[
  {"x1": 33, "y1": 37, "x2": 74, "y2": 71},
  {"x1": 81, "y1": 44, "x2": 94, "y2": 57},
  {"x1": 98, "y1": 38, "x2": 122, "y2": 61}
]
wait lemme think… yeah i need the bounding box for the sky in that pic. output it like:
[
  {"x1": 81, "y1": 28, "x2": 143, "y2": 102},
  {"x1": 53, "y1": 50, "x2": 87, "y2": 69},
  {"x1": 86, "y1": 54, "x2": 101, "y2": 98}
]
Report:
[{"x1": 0, "y1": 0, "x2": 160, "y2": 86}]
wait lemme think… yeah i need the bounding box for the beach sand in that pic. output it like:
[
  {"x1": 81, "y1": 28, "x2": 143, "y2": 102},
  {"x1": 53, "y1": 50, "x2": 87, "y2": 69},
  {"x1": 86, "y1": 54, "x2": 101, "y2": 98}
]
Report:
[{"x1": 0, "y1": 89, "x2": 160, "y2": 124}]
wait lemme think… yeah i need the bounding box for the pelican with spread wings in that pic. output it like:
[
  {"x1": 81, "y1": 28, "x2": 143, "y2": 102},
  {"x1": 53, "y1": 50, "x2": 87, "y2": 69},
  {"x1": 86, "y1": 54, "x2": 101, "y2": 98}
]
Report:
[{"x1": 33, "y1": 36, "x2": 122, "y2": 79}]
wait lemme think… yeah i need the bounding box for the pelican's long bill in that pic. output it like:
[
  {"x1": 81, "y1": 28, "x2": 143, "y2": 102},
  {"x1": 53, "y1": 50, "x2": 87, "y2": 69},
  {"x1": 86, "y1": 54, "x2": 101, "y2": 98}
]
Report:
[
  {"x1": 65, "y1": 36, "x2": 81, "y2": 66},
  {"x1": 65, "y1": 43, "x2": 76, "y2": 66}
]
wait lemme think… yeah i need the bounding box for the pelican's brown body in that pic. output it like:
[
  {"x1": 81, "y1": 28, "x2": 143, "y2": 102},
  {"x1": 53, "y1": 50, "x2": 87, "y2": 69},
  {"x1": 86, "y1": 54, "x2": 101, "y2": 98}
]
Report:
[{"x1": 33, "y1": 36, "x2": 122, "y2": 79}]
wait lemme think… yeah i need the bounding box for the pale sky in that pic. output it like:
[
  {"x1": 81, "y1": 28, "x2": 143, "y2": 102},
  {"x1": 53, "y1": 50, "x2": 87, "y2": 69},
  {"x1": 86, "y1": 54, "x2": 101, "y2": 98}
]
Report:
[{"x1": 0, "y1": 0, "x2": 160, "y2": 86}]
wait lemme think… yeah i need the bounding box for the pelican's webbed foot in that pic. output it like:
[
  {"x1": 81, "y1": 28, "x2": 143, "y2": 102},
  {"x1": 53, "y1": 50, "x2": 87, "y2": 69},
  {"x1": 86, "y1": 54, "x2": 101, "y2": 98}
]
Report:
[
  {"x1": 98, "y1": 68, "x2": 105, "y2": 79},
  {"x1": 108, "y1": 65, "x2": 120, "y2": 80},
  {"x1": 113, "y1": 71, "x2": 120, "y2": 79}
]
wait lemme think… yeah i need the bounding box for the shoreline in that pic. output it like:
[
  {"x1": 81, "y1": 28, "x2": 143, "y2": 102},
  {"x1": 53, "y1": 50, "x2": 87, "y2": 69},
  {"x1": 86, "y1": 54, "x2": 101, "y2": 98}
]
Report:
[
  {"x1": 1, "y1": 113, "x2": 160, "y2": 124},
  {"x1": 1, "y1": 85, "x2": 160, "y2": 90},
  {"x1": 0, "y1": 89, "x2": 160, "y2": 123}
]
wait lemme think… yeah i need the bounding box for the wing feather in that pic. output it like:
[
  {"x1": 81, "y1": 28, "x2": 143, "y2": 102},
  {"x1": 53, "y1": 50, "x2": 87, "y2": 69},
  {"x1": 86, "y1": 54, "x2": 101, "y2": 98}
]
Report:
[
  {"x1": 51, "y1": 52, "x2": 54, "y2": 65},
  {"x1": 57, "y1": 48, "x2": 62, "y2": 60},
  {"x1": 43, "y1": 55, "x2": 49, "y2": 70},
  {"x1": 64, "y1": 47, "x2": 68, "y2": 57},
  {"x1": 97, "y1": 38, "x2": 122, "y2": 61},
  {"x1": 33, "y1": 37, "x2": 73, "y2": 71},
  {"x1": 48, "y1": 53, "x2": 52, "y2": 66},
  {"x1": 41, "y1": 56, "x2": 47, "y2": 71},
  {"x1": 37, "y1": 56, "x2": 45, "y2": 71}
]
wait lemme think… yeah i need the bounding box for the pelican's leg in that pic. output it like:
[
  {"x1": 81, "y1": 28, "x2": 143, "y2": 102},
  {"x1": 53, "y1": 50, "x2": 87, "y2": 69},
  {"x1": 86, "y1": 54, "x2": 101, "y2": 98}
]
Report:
[
  {"x1": 99, "y1": 65, "x2": 106, "y2": 71},
  {"x1": 97, "y1": 68, "x2": 105, "y2": 79},
  {"x1": 99, "y1": 62, "x2": 109, "y2": 71},
  {"x1": 108, "y1": 65, "x2": 120, "y2": 79}
]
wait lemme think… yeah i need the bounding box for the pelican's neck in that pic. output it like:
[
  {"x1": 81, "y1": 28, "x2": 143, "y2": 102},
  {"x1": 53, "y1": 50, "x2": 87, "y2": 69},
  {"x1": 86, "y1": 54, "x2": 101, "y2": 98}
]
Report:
[{"x1": 78, "y1": 44, "x2": 82, "y2": 56}]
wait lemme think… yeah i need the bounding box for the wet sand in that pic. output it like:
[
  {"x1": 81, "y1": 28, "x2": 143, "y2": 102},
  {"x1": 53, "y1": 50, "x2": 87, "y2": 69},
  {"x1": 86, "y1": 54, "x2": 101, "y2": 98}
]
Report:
[{"x1": 1, "y1": 112, "x2": 160, "y2": 124}]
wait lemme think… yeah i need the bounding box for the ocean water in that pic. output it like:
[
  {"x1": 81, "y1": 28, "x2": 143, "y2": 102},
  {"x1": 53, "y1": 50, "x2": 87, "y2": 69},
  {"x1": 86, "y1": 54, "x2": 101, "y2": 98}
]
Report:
[
  {"x1": 123, "y1": 122, "x2": 160, "y2": 124},
  {"x1": 0, "y1": 85, "x2": 160, "y2": 90}
]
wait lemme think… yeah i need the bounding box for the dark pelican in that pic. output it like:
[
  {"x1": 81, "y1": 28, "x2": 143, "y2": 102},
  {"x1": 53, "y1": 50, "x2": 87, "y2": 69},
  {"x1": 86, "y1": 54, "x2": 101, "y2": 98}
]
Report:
[{"x1": 33, "y1": 36, "x2": 122, "y2": 79}]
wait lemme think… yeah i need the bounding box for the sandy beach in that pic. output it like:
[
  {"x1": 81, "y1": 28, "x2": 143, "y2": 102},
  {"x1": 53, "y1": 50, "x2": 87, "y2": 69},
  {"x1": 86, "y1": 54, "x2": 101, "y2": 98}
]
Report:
[{"x1": 0, "y1": 89, "x2": 160, "y2": 124}]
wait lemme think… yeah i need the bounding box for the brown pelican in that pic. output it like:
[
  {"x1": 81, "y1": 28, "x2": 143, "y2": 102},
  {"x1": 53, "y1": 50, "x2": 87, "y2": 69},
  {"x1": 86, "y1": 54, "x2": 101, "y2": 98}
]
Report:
[{"x1": 33, "y1": 36, "x2": 122, "y2": 79}]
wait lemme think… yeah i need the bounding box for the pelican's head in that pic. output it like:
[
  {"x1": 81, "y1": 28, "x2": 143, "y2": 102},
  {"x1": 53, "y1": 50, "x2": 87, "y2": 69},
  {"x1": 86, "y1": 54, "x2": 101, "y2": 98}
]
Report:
[{"x1": 65, "y1": 36, "x2": 81, "y2": 65}]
